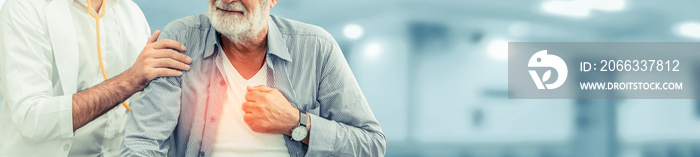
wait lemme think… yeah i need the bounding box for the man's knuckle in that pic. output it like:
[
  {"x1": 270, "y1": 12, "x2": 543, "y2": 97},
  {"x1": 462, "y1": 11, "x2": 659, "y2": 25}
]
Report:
[
  {"x1": 258, "y1": 123, "x2": 268, "y2": 129},
  {"x1": 252, "y1": 103, "x2": 262, "y2": 109}
]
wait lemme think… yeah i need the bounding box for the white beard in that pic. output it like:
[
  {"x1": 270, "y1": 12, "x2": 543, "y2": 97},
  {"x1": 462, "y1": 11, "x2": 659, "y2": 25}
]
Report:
[{"x1": 209, "y1": 0, "x2": 269, "y2": 43}]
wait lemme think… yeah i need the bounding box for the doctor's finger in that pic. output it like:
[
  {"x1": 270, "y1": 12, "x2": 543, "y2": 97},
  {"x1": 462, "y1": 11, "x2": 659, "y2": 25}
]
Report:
[
  {"x1": 154, "y1": 49, "x2": 192, "y2": 64},
  {"x1": 153, "y1": 58, "x2": 191, "y2": 71},
  {"x1": 147, "y1": 30, "x2": 161, "y2": 44},
  {"x1": 150, "y1": 68, "x2": 183, "y2": 79},
  {"x1": 153, "y1": 58, "x2": 190, "y2": 71},
  {"x1": 151, "y1": 39, "x2": 186, "y2": 51}
]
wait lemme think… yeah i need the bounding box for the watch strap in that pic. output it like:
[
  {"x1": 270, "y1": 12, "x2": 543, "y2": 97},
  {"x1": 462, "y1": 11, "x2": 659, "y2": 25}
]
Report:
[{"x1": 299, "y1": 110, "x2": 307, "y2": 127}]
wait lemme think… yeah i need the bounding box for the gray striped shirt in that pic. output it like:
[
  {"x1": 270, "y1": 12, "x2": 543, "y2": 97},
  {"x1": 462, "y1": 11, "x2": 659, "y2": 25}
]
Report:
[{"x1": 120, "y1": 14, "x2": 386, "y2": 157}]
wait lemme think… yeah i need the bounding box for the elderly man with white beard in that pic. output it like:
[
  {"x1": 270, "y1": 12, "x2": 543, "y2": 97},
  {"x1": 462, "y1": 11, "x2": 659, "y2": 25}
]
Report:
[{"x1": 120, "y1": 0, "x2": 386, "y2": 156}]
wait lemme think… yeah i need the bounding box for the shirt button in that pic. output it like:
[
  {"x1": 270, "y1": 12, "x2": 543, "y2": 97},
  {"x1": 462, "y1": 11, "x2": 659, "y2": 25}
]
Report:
[
  {"x1": 219, "y1": 80, "x2": 225, "y2": 86},
  {"x1": 199, "y1": 151, "x2": 205, "y2": 157},
  {"x1": 210, "y1": 117, "x2": 216, "y2": 122},
  {"x1": 63, "y1": 144, "x2": 70, "y2": 151}
]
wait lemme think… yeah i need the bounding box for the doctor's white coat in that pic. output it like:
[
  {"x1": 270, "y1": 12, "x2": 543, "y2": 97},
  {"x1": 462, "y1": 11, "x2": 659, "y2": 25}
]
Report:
[{"x1": 0, "y1": 0, "x2": 149, "y2": 156}]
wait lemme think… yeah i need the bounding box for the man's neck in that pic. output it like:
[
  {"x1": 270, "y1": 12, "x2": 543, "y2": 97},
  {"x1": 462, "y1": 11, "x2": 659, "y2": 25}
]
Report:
[
  {"x1": 220, "y1": 25, "x2": 269, "y2": 79},
  {"x1": 221, "y1": 25, "x2": 269, "y2": 62}
]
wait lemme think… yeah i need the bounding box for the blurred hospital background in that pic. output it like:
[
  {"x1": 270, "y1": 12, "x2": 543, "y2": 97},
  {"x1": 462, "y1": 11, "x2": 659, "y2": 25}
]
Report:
[{"x1": 4, "y1": 0, "x2": 700, "y2": 157}]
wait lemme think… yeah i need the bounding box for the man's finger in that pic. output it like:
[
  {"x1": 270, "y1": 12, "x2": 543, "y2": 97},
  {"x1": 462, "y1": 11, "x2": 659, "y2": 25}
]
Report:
[
  {"x1": 255, "y1": 85, "x2": 274, "y2": 92},
  {"x1": 147, "y1": 30, "x2": 161, "y2": 44},
  {"x1": 242, "y1": 102, "x2": 255, "y2": 113},
  {"x1": 247, "y1": 85, "x2": 273, "y2": 92},
  {"x1": 243, "y1": 113, "x2": 255, "y2": 126},
  {"x1": 151, "y1": 39, "x2": 186, "y2": 51},
  {"x1": 245, "y1": 90, "x2": 267, "y2": 102}
]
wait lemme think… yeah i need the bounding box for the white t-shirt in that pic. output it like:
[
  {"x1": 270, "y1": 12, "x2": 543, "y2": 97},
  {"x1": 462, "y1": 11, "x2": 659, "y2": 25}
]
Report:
[{"x1": 211, "y1": 52, "x2": 289, "y2": 157}]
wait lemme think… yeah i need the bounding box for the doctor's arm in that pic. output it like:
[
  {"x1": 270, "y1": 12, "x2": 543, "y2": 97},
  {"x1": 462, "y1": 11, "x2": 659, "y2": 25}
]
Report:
[
  {"x1": 72, "y1": 30, "x2": 190, "y2": 131},
  {"x1": 0, "y1": 2, "x2": 191, "y2": 139}
]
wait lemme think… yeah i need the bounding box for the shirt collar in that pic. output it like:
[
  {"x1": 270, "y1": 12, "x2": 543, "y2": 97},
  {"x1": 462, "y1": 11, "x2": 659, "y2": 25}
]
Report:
[
  {"x1": 72, "y1": 0, "x2": 117, "y2": 13},
  {"x1": 73, "y1": 0, "x2": 87, "y2": 6},
  {"x1": 206, "y1": 16, "x2": 292, "y2": 62},
  {"x1": 265, "y1": 17, "x2": 292, "y2": 62},
  {"x1": 72, "y1": 0, "x2": 108, "y2": 6}
]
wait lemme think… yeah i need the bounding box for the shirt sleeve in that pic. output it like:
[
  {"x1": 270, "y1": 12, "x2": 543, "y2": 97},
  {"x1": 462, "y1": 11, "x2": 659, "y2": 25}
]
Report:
[
  {"x1": 120, "y1": 32, "x2": 182, "y2": 156},
  {"x1": 305, "y1": 38, "x2": 387, "y2": 156},
  {"x1": 0, "y1": 0, "x2": 74, "y2": 142}
]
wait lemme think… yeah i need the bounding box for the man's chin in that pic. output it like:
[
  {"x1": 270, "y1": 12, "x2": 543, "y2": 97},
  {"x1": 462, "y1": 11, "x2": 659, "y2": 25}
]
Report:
[
  {"x1": 216, "y1": 22, "x2": 249, "y2": 31},
  {"x1": 213, "y1": 23, "x2": 251, "y2": 40},
  {"x1": 211, "y1": 15, "x2": 247, "y2": 29}
]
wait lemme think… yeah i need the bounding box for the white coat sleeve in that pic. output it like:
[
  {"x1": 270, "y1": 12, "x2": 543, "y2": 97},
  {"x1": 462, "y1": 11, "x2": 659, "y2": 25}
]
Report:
[{"x1": 0, "y1": 0, "x2": 74, "y2": 142}]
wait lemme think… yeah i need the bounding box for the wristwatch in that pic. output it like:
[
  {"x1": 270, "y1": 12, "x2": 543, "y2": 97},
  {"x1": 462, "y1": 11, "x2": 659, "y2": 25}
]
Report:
[{"x1": 291, "y1": 110, "x2": 308, "y2": 142}]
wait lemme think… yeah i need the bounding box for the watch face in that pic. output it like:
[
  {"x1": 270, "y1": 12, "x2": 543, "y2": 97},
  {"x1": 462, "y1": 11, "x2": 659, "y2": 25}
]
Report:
[{"x1": 291, "y1": 126, "x2": 308, "y2": 141}]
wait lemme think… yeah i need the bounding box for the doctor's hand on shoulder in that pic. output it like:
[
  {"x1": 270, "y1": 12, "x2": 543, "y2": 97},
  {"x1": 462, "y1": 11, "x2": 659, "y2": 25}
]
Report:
[{"x1": 123, "y1": 30, "x2": 192, "y2": 90}]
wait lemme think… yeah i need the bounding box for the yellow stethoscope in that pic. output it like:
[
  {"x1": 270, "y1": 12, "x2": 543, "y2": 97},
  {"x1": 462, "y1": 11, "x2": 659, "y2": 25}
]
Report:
[{"x1": 86, "y1": 0, "x2": 131, "y2": 111}]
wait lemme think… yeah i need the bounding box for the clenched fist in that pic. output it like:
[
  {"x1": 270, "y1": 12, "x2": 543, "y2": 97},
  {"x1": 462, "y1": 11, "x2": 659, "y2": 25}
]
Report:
[{"x1": 242, "y1": 85, "x2": 299, "y2": 135}]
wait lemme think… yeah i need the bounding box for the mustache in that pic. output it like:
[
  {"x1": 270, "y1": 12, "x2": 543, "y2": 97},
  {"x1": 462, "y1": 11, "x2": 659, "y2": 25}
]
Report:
[{"x1": 214, "y1": 0, "x2": 247, "y2": 12}]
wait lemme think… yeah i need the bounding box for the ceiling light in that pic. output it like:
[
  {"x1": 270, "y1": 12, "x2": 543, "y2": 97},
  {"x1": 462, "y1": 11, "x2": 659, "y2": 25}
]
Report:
[{"x1": 343, "y1": 24, "x2": 364, "y2": 40}]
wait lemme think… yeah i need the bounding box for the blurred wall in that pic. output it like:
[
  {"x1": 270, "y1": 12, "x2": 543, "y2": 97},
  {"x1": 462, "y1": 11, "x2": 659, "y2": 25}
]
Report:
[{"x1": 132, "y1": 0, "x2": 700, "y2": 157}]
